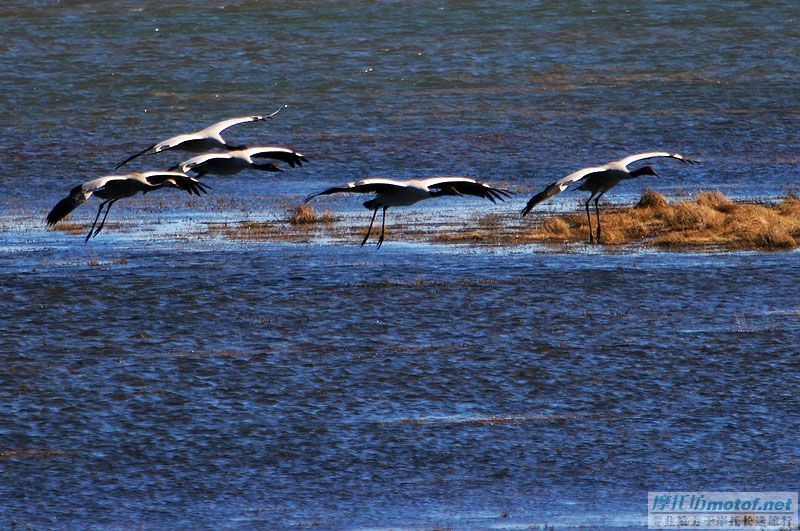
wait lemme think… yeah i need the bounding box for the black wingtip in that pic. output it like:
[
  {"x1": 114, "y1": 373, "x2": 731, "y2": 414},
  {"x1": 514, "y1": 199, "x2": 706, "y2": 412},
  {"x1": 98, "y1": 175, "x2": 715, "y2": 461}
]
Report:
[
  {"x1": 521, "y1": 194, "x2": 543, "y2": 217},
  {"x1": 494, "y1": 188, "x2": 513, "y2": 201},
  {"x1": 485, "y1": 187, "x2": 512, "y2": 204},
  {"x1": 115, "y1": 143, "x2": 157, "y2": 169},
  {"x1": 46, "y1": 186, "x2": 85, "y2": 226},
  {"x1": 189, "y1": 179, "x2": 211, "y2": 196},
  {"x1": 521, "y1": 182, "x2": 561, "y2": 217},
  {"x1": 254, "y1": 163, "x2": 283, "y2": 173}
]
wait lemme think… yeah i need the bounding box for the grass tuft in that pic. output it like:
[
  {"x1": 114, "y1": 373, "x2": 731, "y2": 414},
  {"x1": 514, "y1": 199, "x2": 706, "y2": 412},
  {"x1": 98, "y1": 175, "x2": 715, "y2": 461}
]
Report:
[
  {"x1": 288, "y1": 205, "x2": 338, "y2": 225},
  {"x1": 636, "y1": 189, "x2": 668, "y2": 209},
  {"x1": 697, "y1": 191, "x2": 737, "y2": 213}
]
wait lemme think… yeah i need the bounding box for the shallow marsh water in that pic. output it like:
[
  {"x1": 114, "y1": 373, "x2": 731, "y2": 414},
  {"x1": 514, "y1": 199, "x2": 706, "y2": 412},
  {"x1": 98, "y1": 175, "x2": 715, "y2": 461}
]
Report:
[{"x1": 1, "y1": 1, "x2": 799, "y2": 528}]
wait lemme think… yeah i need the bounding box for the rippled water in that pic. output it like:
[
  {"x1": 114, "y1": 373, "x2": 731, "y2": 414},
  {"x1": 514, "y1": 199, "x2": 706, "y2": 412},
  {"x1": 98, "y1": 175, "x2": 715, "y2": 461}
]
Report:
[{"x1": 1, "y1": 2, "x2": 799, "y2": 528}]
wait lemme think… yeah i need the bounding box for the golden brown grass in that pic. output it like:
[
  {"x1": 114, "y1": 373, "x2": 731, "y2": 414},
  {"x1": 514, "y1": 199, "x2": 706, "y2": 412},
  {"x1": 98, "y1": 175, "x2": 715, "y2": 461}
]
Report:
[
  {"x1": 636, "y1": 188, "x2": 669, "y2": 208},
  {"x1": 530, "y1": 190, "x2": 800, "y2": 250},
  {"x1": 287, "y1": 204, "x2": 338, "y2": 225}
]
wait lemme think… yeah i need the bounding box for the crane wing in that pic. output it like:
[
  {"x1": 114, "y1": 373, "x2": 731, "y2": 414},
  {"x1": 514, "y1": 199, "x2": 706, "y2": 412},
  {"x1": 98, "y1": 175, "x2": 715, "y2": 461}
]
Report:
[
  {"x1": 173, "y1": 152, "x2": 230, "y2": 172},
  {"x1": 114, "y1": 132, "x2": 202, "y2": 169},
  {"x1": 201, "y1": 116, "x2": 265, "y2": 136},
  {"x1": 246, "y1": 147, "x2": 309, "y2": 167},
  {"x1": 615, "y1": 152, "x2": 698, "y2": 169},
  {"x1": 304, "y1": 178, "x2": 406, "y2": 203},
  {"x1": 423, "y1": 177, "x2": 512, "y2": 203},
  {"x1": 200, "y1": 107, "x2": 283, "y2": 136},
  {"x1": 142, "y1": 171, "x2": 210, "y2": 196},
  {"x1": 47, "y1": 175, "x2": 136, "y2": 224},
  {"x1": 521, "y1": 166, "x2": 607, "y2": 216}
]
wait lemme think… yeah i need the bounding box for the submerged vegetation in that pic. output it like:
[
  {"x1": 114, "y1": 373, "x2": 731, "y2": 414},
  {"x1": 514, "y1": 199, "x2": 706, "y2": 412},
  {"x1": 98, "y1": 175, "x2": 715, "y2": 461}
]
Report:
[
  {"x1": 206, "y1": 205, "x2": 340, "y2": 241},
  {"x1": 45, "y1": 220, "x2": 90, "y2": 235}
]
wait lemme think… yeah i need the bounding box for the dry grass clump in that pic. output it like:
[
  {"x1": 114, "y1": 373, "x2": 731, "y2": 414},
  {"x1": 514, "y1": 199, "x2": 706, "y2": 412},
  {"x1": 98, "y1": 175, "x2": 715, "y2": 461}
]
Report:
[
  {"x1": 535, "y1": 206, "x2": 656, "y2": 245},
  {"x1": 660, "y1": 200, "x2": 725, "y2": 231},
  {"x1": 777, "y1": 193, "x2": 800, "y2": 216},
  {"x1": 650, "y1": 194, "x2": 799, "y2": 250},
  {"x1": 526, "y1": 191, "x2": 800, "y2": 251},
  {"x1": 287, "y1": 204, "x2": 337, "y2": 225},
  {"x1": 752, "y1": 226, "x2": 796, "y2": 249},
  {"x1": 636, "y1": 189, "x2": 668, "y2": 209},
  {"x1": 697, "y1": 191, "x2": 737, "y2": 213},
  {"x1": 653, "y1": 204, "x2": 800, "y2": 250},
  {"x1": 540, "y1": 216, "x2": 572, "y2": 237}
]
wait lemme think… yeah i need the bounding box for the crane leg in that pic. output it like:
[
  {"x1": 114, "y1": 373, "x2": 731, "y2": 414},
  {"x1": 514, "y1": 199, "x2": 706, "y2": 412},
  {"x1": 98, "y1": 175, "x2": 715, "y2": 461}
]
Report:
[
  {"x1": 93, "y1": 199, "x2": 118, "y2": 238},
  {"x1": 86, "y1": 201, "x2": 109, "y2": 242},
  {"x1": 360, "y1": 208, "x2": 379, "y2": 247},
  {"x1": 594, "y1": 195, "x2": 603, "y2": 244},
  {"x1": 376, "y1": 207, "x2": 388, "y2": 249},
  {"x1": 585, "y1": 197, "x2": 595, "y2": 244}
]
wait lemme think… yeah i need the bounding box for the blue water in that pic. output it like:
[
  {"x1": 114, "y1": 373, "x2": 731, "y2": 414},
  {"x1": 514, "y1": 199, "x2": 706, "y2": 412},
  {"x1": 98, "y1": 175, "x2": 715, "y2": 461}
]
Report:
[{"x1": 1, "y1": 1, "x2": 799, "y2": 528}]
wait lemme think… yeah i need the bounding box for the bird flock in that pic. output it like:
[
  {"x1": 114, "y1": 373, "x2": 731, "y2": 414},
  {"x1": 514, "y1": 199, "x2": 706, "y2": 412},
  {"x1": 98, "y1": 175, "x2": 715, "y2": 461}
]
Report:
[{"x1": 46, "y1": 108, "x2": 697, "y2": 247}]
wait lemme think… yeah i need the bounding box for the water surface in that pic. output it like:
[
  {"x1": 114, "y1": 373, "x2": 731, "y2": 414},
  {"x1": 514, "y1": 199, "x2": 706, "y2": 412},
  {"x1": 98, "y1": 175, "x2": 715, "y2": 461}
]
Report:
[{"x1": 1, "y1": 1, "x2": 799, "y2": 528}]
